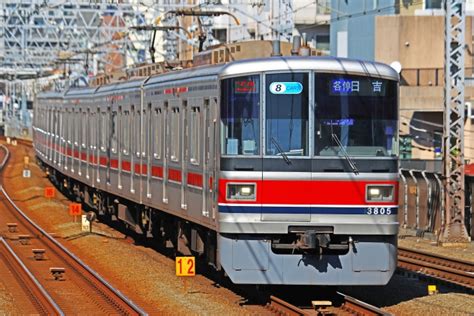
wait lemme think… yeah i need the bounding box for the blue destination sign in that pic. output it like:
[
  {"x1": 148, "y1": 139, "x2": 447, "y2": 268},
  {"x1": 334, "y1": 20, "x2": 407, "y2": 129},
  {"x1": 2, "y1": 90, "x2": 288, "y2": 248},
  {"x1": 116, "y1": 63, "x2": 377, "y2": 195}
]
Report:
[{"x1": 269, "y1": 82, "x2": 303, "y2": 95}]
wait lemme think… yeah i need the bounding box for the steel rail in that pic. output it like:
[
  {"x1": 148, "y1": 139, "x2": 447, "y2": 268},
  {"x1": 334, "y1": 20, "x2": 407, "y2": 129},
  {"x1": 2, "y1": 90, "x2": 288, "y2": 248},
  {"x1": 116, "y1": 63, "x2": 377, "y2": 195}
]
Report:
[
  {"x1": 266, "y1": 293, "x2": 389, "y2": 316},
  {"x1": 0, "y1": 144, "x2": 147, "y2": 315},
  {"x1": 266, "y1": 295, "x2": 307, "y2": 315},
  {"x1": 0, "y1": 237, "x2": 64, "y2": 315},
  {"x1": 338, "y1": 292, "x2": 391, "y2": 316},
  {"x1": 398, "y1": 246, "x2": 474, "y2": 289}
]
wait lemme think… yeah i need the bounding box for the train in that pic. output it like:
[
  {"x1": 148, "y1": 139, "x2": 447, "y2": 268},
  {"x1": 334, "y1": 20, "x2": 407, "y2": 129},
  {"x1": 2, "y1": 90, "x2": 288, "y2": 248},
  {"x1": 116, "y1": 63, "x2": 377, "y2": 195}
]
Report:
[{"x1": 33, "y1": 55, "x2": 400, "y2": 286}]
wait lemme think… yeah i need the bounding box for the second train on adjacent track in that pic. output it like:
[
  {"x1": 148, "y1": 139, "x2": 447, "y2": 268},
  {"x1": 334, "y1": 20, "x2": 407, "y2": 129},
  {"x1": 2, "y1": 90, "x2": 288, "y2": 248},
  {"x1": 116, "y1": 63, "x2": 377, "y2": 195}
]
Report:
[{"x1": 33, "y1": 56, "x2": 399, "y2": 285}]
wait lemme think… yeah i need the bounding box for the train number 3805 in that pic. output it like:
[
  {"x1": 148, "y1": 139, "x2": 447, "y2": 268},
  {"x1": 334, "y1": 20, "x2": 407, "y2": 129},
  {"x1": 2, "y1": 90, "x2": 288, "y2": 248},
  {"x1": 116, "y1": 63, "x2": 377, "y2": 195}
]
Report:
[{"x1": 366, "y1": 207, "x2": 392, "y2": 215}]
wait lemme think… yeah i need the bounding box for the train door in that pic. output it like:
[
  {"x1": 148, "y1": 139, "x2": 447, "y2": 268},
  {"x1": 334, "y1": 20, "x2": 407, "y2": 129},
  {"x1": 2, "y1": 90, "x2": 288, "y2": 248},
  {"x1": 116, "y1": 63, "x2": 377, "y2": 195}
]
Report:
[
  {"x1": 167, "y1": 99, "x2": 182, "y2": 210},
  {"x1": 130, "y1": 106, "x2": 136, "y2": 195},
  {"x1": 181, "y1": 100, "x2": 188, "y2": 210},
  {"x1": 130, "y1": 105, "x2": 142, "y2": 200},
  {"x1": 162, "y1": 101, "x2": 169, "y2": 204},
  {"x1": 78, "y1": 110, "x2": 84, "y2": 177},
  {"x1": 85, "y1": 108, "x2": 90, "y2": 182},
  {"x1": 58, "y1": 109, "x2": 64, "y2": 169},
  {"x1": 69, "y1": 109, "x2": 74, "y2": 172},
  {"x1": 95, "y1": 107, "x2": 102, "y2": 187},
  {"x1": 138, "y1": 104, "x2": 146, "y2": 203},
  {"x1": 203, "y1": 97, "x2": 217, "y2": 220},
  {"x1": 73, "y1": 109, "x2": 79, "y2": 174},
  {"x1": 145, "y1": 102, "x2": 152, "y2": 199},
  {"x1": 117, "y1": 106, "x2": 122, "y2": 190},
  {"x1": 46, "y1": 108, "x2": 51, "y2": 161},
  {"x1": 186, "y1": 98, "x2": 202, "y2": 217},
  {"x1": 106, "y1": 106, "x2": 113, "y2": 185},
  {"x1": 52, "y1": 109, "x2": 57, "y2": 165}
]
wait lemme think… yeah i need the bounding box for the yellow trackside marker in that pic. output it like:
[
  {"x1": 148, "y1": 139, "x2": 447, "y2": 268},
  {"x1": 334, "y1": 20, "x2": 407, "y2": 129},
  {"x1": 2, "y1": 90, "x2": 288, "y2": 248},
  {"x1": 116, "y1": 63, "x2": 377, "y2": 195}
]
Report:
[
  {"x1": 176, "y1": 256, "x2": 195, "y2": 277},
  {"x1": 428, "y1": 285, "x2": 438, "y2": 295},
  {"x1": 176, "y1": 256, "x2": 195, "y2": 294}
]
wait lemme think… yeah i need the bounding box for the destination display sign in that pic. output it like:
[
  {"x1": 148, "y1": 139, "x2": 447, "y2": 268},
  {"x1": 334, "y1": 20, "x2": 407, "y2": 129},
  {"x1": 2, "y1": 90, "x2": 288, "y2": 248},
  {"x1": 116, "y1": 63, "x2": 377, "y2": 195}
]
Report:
[
  {"x1": 330, "y1": 78, "x2": 387, "y2": 96},
  {"x1": 234, "y1": 79, "x2": 258, "y2": 94}
]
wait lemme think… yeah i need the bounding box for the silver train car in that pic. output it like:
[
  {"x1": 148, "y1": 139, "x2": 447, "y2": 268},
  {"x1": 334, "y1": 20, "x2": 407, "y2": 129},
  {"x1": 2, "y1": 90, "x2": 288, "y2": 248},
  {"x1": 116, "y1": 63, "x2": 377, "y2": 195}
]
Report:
[{"x1": 33, "y1": 56, "x2": 400, "y2": 285}]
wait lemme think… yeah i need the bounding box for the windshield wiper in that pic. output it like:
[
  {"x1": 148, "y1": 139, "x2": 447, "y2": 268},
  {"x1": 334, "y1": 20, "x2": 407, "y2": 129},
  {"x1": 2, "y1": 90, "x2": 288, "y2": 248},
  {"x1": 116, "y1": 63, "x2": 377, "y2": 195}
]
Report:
[
  {"x1": 271, "y1": 137, "x2": 291, "y2": 165},
  {"x1": 331, "y1": 133, "x2": 359, "y2": 175}
]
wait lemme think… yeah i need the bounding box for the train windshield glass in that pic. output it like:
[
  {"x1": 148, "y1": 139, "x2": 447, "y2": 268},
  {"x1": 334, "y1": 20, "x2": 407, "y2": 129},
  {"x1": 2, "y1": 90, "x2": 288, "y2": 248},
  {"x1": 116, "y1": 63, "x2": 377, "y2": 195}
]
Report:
[
  {"x1": 314, "y1": 73, "x2": 398, "y2": 157},
  {"x1": 221, "y1": 75, "x2": 260, "y2": 156},
  {"x1": 265, "y1": 73, "x2": 309, "y2": 156}
]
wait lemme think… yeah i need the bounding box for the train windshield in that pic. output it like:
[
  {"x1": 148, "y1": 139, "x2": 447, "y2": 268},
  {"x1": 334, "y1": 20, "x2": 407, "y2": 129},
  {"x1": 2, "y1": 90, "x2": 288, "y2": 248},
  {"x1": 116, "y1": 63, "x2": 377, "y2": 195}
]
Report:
[
  {"x1": 221, "y1": 75, "x2": 260, "y2": 155},
  {"x1": 265, "y1": 73, "x2": 309, "y2": 156},
  {"x1": 314, "y1": 73, "x2": 398, "y2": 157}
]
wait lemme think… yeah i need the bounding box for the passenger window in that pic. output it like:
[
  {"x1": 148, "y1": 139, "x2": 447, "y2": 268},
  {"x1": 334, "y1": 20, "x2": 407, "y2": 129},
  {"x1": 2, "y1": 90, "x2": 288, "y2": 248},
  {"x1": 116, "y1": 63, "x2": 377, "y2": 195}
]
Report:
[
  {"x1": 170, "y1": 107, "x2": 180, "y2": 162},
  {"x1": 135, "y1": 110, "x2": 141, "y2": 157},
  {"x1": 190, "y1": 106, "x2": 200, "y2": 165},
  {"x1": 123, "y1": 111, "x2": 130, "y2": 156},
  {"x1": 100, "y1": 112, "x2": 107, "y2": 152},
  {"x1": 68, "y1": 111, "x2": 73, "y2": 145},
  {"x1": 153, "y1": 108, "x2": 162, "y2": 159},
  {"x1": 89, "y1": 113, "x2": 96, "y2": 148},
  {"x1": 81, "y1": 112, "x2": 87, "y2": 148},
  {"x1": 111, "y1": 111, "x2": 117, "y2": 154},
  {"x1": 74, "y1": 111, "x2": 79, "y2": 147}
]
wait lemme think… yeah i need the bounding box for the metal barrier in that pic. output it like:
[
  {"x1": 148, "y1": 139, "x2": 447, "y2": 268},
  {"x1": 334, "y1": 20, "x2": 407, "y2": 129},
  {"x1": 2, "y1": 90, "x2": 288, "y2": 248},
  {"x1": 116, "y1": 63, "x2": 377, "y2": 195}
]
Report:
[{"x1": 398, "y1": 169, "x2": 445, "y2": 238}]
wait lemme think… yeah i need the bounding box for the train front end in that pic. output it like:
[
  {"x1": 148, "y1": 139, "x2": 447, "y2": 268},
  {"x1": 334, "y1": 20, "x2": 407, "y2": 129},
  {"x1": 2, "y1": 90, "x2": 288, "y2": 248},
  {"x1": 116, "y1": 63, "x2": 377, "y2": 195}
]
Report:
[{"x1": 216, "y1": 57, "x2": 399, "y2": 286}]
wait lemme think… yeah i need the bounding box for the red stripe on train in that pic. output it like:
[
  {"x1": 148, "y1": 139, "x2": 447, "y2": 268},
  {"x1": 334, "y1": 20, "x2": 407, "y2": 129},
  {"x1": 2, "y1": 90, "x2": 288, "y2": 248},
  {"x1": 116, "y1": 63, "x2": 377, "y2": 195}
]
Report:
[
  {"x1": 168, "y1": 168, "x2": 182, "y2": 182},
  {"x1": 152, "y1": 166, "x2": 163, "y2": 178},
  {"x1": 187, "y1": 172, "x2": 203, "y2": 187},
  {"x1": 218, "y1": 179, "x2": 398, "y2": 205}
]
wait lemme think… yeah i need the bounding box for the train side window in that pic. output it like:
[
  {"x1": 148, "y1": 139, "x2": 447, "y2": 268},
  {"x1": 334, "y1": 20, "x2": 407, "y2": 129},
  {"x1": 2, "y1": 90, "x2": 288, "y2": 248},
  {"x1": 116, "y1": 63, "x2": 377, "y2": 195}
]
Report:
[
  {"x1": 135, "y1": 110, "x2": 141, "y2": 157},
  {"x1": 190, "y1": 106, "x2": 200, "y2": 165},
  {"x1": 100, "y1": 112, "x2": 107, "y2": 152},
  {"x1": 68, "y1": 110, "x2": 73, "y2": 145},
  {"x1": 111, "y1": 111, "x2": 117, "y2": 154},
  {"x1": 81, "y1": 112, "x2": 87, "y2": 149},
  {"x1": 117, "y1": 107, "x2": 122, "y2": 156},
  {"x1": 204, "y1": 98, "x2": 210, "y2": 163},
  {"x1": 153, "y1": 108, "x2": 162, "y2": 159},
  {"x1": 74, "y1": 110, "x2": 79, "y2": 148},
  {"x1": 89, "y1": 112, "x2": 95, "y2": 148},
  {"x1": 123, "y1": 110, "x2": 130, "y2": 156},
  {"x1": 170, "y1": 107, "x2": 180, "y2": 162}
]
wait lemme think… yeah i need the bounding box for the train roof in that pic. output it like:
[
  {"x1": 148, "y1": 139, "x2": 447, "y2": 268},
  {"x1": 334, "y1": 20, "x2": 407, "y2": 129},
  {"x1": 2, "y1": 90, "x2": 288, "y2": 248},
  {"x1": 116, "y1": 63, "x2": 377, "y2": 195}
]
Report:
[
  {"x1": 145, "y1": 63, "x2": 223, "y2": 88},
  {"x1": 37, "y1": 91, "x2": 64, "y2": 99},
  {"x1": 219, "y1": 56, "x2": 399, "y2": 80},
  {"x1": 38, "y1": 56, "x2": 399, "y2": 100},
  {"x1": 63, "y1": 87, "x2": 98, "y2": 98}
]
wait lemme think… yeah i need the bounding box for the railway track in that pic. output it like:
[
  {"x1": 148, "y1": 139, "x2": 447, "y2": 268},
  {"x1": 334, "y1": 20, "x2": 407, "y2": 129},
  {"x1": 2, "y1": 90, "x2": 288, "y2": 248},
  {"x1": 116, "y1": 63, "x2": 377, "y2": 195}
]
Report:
[
  {"x1": 266, "y1": 293, "x2": 389, "y2": 316},
  {"x1": 398, "y1": 246, "x2": 474, "y2": 290},
  {"x1": 0, "y1": 144, "x2": 146, "y2": 315},
  {"x1": 0, "y1": 237, "x2": 62, "y2": 315}
]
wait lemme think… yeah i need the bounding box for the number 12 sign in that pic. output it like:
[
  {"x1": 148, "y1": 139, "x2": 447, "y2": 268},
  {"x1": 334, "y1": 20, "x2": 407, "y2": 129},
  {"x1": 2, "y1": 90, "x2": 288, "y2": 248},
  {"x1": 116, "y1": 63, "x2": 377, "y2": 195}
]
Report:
[{"x1": 176, "y1": 256, "x2": 195, "y2": 277}]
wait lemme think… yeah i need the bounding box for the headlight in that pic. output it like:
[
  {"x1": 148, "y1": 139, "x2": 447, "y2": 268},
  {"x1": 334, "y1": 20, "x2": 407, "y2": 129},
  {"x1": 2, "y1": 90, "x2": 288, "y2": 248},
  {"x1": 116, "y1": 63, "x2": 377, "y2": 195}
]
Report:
[
  {"x1": 366, "y1": 185, "x2": 394, "y2": 202},
  {"x1": 227, "y1": 183, "x2": 256, "y2": 200}
]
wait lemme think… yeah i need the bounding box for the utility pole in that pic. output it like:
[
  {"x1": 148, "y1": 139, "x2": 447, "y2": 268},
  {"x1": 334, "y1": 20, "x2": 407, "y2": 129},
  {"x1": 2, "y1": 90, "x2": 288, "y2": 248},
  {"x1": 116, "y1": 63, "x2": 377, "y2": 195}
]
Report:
[{"x1": 441, "y1": 0, "x2": 470, "y2": 243}]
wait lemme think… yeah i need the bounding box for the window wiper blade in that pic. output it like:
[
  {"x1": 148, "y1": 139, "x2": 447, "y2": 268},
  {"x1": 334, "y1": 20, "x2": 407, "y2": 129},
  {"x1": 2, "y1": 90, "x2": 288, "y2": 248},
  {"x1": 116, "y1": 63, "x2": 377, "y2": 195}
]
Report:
[
  {"x1": 331, "y1": 133, "x2": 359, "y2": 175},
  {"x1": 271, "y1": 137, "x2": 291, "y2": 165}
]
